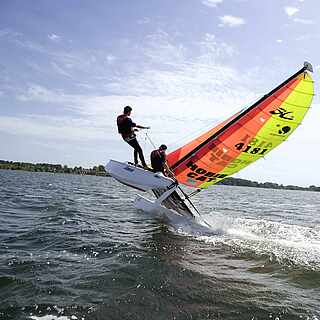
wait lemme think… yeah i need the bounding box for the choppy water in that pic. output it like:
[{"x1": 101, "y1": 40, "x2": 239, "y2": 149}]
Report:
[{"x1": 0, "y1": 170, "x2": 319, "y2": 320}]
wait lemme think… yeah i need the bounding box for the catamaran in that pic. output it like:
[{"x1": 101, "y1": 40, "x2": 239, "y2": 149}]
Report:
[{"x1": 106, "y1": 62, "x2": 314, "y2": 224}]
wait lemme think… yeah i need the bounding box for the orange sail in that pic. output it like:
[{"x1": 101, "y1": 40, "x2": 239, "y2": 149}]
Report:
[{"x1": 167, "y1": 63, "x2": 314, "y2": 189}]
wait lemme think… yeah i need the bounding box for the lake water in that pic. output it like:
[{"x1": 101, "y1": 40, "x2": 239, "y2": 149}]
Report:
[{"x1": 0, "y1": 170, "x2": 319, "y2": 320}]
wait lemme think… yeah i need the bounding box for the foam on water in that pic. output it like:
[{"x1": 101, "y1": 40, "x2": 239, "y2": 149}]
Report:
[
  {"x1": 1, "y1": 171, "x2": 320, "y2": 319},
  {"x1": 153, "y1": 207, "x2": 320, "y2": 270},
  {"x1": 29, "y1": 316, "x2": 71, "y2": 320},
  {"x1": 198, "y1": 212, "x2": 320, "y2": 270},
  {"x1": 29, "y1": 316, "x2": 85, "y2": 320}
]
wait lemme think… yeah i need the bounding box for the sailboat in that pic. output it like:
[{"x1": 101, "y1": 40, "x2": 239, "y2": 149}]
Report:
[{"x1": 106, "y1": 62, "x2": 314, "y2": 224}]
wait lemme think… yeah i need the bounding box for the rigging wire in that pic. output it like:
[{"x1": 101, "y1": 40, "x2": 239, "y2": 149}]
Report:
[
  {"x1": 142, "y1": 129, "x2": 150, "y2": 153},
  {"x1": 145, "y1": 132, "x2": 157, "y2": 149},
  {"x1": 164, "y1": 95, "x2": 264, "y2": 152}
]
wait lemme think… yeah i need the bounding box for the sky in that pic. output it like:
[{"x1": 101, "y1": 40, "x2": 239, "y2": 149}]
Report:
[{"x1": 0, "y1": 0, "x2": 319, "y2": 186}]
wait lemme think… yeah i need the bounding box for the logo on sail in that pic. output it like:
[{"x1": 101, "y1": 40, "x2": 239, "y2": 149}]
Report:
[
  {"x1": 185, "y1": 161, "x2": 227, "y2": 183},
  {"x1": 270, "y1": 124, "x2": 292, "y2": 136},
  {"x1": 278, "y1": 125, "x2": 291, "y2": 134},
  {"x1": 270, "y1": 107, "x2": 294, "y2": 120}
]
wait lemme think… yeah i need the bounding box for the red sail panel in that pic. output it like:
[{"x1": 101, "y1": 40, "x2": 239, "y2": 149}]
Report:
[
  {"x1": 166, "y1": 111, "x2": 241, "y2": 167},
  {"x1": 167, "y1": 75, "x2": 303, "y2": 188}
]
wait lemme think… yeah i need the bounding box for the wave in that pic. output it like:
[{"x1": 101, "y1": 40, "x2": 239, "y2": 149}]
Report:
[{"x1": 197, "y1": 212, "x2": 320, "y2": 270}]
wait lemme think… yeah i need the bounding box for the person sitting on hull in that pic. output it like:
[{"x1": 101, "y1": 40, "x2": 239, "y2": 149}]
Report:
[
  {"x1": 150, "y1": 144, "x2": 168, "y2": 175},
  {"x1": 117, "y1": 106, "x2": 150, "y2": 169}
]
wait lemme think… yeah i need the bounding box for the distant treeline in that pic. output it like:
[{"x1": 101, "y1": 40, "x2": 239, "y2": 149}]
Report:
[
  {"x1": 1, "y1": 159, "x2": 319, "y2": 192},
  {"x1": 0, "y1": 160, "x2": 109, "y2": 176},
  {"x1": 218, "y1": 177, "x2": 320, "y2": 192}
]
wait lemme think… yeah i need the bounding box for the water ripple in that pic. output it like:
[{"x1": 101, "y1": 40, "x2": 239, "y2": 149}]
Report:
[{"x1": 0, "y1": 170, "x2": 319, "y2": 320}]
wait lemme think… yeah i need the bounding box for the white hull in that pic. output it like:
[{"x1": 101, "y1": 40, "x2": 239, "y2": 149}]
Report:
[
  {"x1": 106, "y1": 160, "x2": 211, "y2": 233},
  {"x1": 134, "y1": 194, "x2": 177, "y2": 218},
  {"x1": 134, "y1": 194, "x2": 214, "y2": 235},
  {"x1": 105, "y1": 160, "x2": 175, "y2": 191}
]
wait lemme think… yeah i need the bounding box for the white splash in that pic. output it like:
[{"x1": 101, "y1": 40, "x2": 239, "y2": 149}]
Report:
[{"x1": 198, "y1": 213, "x2": 320, "y2": 270}]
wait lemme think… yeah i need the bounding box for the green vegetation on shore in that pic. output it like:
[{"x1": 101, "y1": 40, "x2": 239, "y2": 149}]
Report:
[
  {"x1": 1, "y1": 160, "x2": 319, "y2": 192},
  {"x1": 217, "y1": 177, "x2": 320, "y2": 192},
  {"x1": 0, "y1": 160, "x2": 108, "y2": 176}
]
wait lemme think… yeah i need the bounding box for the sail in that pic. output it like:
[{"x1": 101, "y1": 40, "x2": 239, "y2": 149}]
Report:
[{"x1": 167, "y1": 63, "x2": 314, "y2": 189}]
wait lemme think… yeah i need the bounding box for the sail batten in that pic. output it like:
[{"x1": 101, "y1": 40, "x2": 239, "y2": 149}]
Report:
[{"x1": 167, "y1": 64, "x2": 314, "y2": 189}]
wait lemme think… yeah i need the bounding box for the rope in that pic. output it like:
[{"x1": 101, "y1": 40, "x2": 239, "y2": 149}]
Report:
[
  {"x1": 145, "y1": 132, "x2": 157, "y2": 149},
  {"x1": 143, "y1": 131, "x2": 148, "y2": 151}
]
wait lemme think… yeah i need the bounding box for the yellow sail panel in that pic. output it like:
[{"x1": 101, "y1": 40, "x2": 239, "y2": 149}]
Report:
[
  {"x1": 168, "y1": 67, "x2": 314, "y2": 189},
  {"x1": 202, "y1": 72, "x2": 314, "y2": 188}
]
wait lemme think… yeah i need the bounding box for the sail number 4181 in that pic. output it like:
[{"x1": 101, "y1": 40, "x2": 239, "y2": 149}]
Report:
[{"x1": 235, "y1": 143, "x2": 268, "y2": 155}]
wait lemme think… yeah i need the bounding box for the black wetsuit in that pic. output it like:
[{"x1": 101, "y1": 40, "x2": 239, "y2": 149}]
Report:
[{"x1": 117, "y1": 114, "x2": 147, "y2": 166}]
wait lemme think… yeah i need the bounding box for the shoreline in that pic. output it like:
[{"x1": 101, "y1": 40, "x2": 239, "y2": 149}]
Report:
[{"x1": 1, "y1": 160, "x2": 319, "y2": 192}]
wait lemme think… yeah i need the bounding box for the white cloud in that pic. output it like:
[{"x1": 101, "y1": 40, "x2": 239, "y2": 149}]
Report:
[
  {"x1": 51, "y1": 62, "x2": 73, "y2": 78},
  {"x1": 15, "y1": 82, "x2": 254, "y2": 122},
  {"x1": 0, "y1": 28, "x2": 21, "y2": 39},
  {"x1": 8, "y1": 36, "x2": 106, "y2": 78},
  {"x1": 13, "y1": 31, "x2": 256, "y2": 130},
  {"x1": 12, "y1": 40, "x2": 259, "y2": 153},
  {"x1": 7, "y1": 28, "x2": 318, "y2": 185},
  {"x1": 13, "y1": 38, "x2": 47, "y2": 53},
  {"x1": 293, "y1": 18, "x2": 314, "y2": 25},
  {"x1": 295, "y1": 34, "x2": 320, "y2": 41},
  {"x1": 202, "y1": 0, "x2": 223, "y2": 8},
  {"x1": 276, "y1": 39, "x2": 283, "y2": 43},
  {"x1": 219, "y1": 15, "x2": 246, "y2": 28},
  {"x1": 48, "y1": 33, "x2": 60, "y2": 41},
  {"x1": 0, "y1": 115, "x2": 106, "y2": 142},
  {"x1": 137, "y1": 17, "x2": 150, "y2": 24},
  {"x1": 285, "y1": 7, "x2": 299, "y2": 17},
  {"x1": 199, "y1": 33, "x2": 236, "y2": 60},
  {"x1": 6, "y1": 88, "x2": 319, "y2": 186},
  {"x1": 0, "y1": 29, "x2": 10, "y2": 38},
  {"x1": 144, "y1": 30, "x2": 187, "y2": 65},
  {"x1": 17, "y1": 85, "x2": 69, "y2": 103},
  {"x1": 106, "y1": 54, "x2": 117, "y2": 64}
]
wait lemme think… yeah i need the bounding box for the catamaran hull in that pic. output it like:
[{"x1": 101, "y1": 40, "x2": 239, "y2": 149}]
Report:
[
  {"x1": 106, "y1": 160, "x2": 210, "y2": 230},
  {"x1": 134, "y1": 194, "x2": 196, "y2": 225},
  {"x1": 134, "y1": 194, "x2": 213, "y2": 235},
  {"x1": 134, "y1": 194, "x2": 177, "y2": 218},
  {"x1": 105, "y1": 160, "x2": 175, "y2": 191}
]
